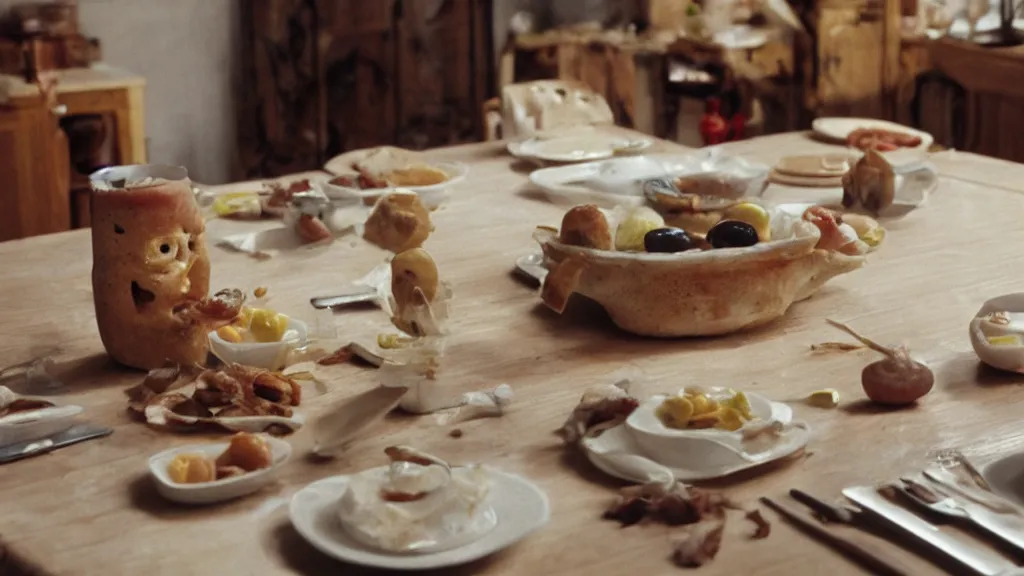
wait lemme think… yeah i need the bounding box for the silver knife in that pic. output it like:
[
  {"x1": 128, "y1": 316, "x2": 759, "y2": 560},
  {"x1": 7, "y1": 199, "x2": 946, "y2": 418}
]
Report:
[
  {"x1": 844, "y1": 486, "x2": 1016, "y2": 576},
  {"x1": 0, "y1": 424, "x2": 113, "y2": 464},
  {"x1": 309, "y1": 288, "x2": 378, "y2": 310}
]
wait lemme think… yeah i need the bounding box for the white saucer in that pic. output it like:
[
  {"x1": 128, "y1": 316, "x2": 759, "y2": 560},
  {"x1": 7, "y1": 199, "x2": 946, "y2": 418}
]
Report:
[
  {"x1": 319, "y1": 162, "x2": 466, "y2": 211},
  {"x1": 149, "y1": 435, "x2": 292, "y2": 505},
  {"x1": 509, "y1": 133, "x2": 652, "y2": 164},
  {"x1": 581, "y1": 392, "x2": 810, "y2": 482},
  {"x1": 983, "y1": 452, "x2": 1024, "y2": 507},
  {"x1": 812, "y1": 117, "x2": 933, "y2": 167},
  {"x1": 289, "y1": 467, "x2": 549, "y2": 570}
]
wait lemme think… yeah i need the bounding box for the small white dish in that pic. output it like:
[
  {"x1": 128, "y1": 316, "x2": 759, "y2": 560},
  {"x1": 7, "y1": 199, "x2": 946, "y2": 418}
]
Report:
[
  {"x1": 320, "y1": 162, "x2": 467, "y2": 210},
  {"x1": 812, "y1": 117, "x2": 934, "y2": 167},
  {"x1": 149, "y1": 435, "x2": 292, "y2": 505},
  {"x1": 208, "y1": 316, "x2": 308, "y2": 371},
  {"x1": 969, "y1": 294, "x2": 1024, "y2": 374},
  {"x1": 581, "y1": 389, "x2": 810, "y2": 482},
  {"x1": 509, "y1": 133, "x2": 652, "y2": 164},
  {"x1": 289, "y1": 467, "x2": 549, "y2": 570},
  {"x1": 0, "y1": 387, "x2": 83, "y2": 447},
  {"x1": 527, "y1": 151, "x2": 768, "y2": 209}
]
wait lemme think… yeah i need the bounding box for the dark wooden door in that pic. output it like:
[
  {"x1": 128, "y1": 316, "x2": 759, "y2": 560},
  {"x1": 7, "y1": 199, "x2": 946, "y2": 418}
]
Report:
[{"x1": 237, "y1": 0, "x2": 492, "y2": 179}]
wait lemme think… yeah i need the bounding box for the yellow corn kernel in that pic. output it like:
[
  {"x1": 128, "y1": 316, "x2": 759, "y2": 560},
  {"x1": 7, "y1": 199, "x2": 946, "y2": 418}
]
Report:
[
  {"x1": 714, "y1": 407, "x2": 745, "y2": 431},
  {"x1": 248, "y1": 309, "x2": 287, "y2": 343},
  {"x1": 723, "y1": 203, "x2": 771, "y2": 241},
  {"x1": 253, "y1": 286, "x2": 268, "y2": 298},
  {"x1": 216, "y1": 325, "x2": 244, "y2": 343},
  {"x1": 689, "y1": 394, "x2": 717, "y2": 416},
  {"x1": 377, "y1": 333, "x2": 402, "y2": 349},
  {"x1": 234, "y1": 307, "x2": 254, "y2": 328},
  {"x1": 807, "y1": 389, "x2": 840, "y2": 408},
  {"x1": 725, "y1": 391, "x2": 753, "y2": 420},
  {"x1": 656, "y1": 396, "x2": 695, "y2": 429},
  {"x1": 987, "y1": 335, "x2": 1022, "y2": 346}
]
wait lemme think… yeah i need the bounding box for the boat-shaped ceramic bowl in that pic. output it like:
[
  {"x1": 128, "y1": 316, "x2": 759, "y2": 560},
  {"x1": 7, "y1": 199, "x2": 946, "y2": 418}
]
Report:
[
  {"x1": 535, "y1": 209, "x2": 868, "y2": 337},
  {"x1": 149, "y1": 435, "x2": 292, "y2": 505},
  {"x1": 969, "y1": 293, "x2": 1024, "y2": 374},
  {"x1": 0, "y1": 386, "x2": 83, "y2": 447},
  {"x1": 208, "y1": 317, "x2": 308, "y2": 371}
]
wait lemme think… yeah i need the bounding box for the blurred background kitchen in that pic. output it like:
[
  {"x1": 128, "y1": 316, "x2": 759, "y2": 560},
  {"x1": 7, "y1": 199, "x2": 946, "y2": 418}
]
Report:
[{"x1": 0, "y1": 0, "x2": 1019, "y2": 241}]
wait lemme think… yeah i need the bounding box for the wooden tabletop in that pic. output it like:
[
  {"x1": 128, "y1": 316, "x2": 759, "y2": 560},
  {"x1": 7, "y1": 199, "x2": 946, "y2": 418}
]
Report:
[{"x1": 4, "y1": 130, "x2": 1024, "y2": 576}]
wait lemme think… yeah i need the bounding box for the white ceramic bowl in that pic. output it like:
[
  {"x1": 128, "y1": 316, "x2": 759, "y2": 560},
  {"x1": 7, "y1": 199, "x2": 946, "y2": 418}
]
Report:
[
  {"x1": 208, "y1": 317, "x2": 307, "y2": 371},
  {"x1": 970, "y1": 293, "x2": 1024, "y2": 374},
  {"x1": 320, "y1": 162, "x2": 468, "y2": 210},
  {"x1": 149, "y1": 435, "x2": 292, "y2": 505},
  {"x1": 624, "y1": 389, "x2": 791, "y2": 470}
]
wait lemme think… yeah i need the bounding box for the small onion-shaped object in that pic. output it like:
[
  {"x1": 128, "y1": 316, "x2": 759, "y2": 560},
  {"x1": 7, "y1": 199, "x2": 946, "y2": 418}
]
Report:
[
  {"x1": 706, "y1": 220, "x2": 759, "y2": 249},
  {"x1": 861, "y1": 351, "x2": 934, "y2": 406}
]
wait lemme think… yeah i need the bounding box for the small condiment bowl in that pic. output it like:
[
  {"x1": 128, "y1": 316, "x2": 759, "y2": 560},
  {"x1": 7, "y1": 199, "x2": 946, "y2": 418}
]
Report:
[
  {"x1": 624, "y1": 389, "x2": 791, "y2": 470},
  {"x1": 970, "y1": 293, "x2": 1024, "y2": 373},
  {"x1": 208, "y1": 316, "x2": 308, "y2": 371},
  {"x1": 149, "y1": 435, "x2": 292, "y2": 505}
]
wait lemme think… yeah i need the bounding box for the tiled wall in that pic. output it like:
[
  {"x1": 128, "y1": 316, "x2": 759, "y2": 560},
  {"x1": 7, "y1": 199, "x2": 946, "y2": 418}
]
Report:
[{"x1": 2, "y1": 0, "x2": 240, "y2": 184}]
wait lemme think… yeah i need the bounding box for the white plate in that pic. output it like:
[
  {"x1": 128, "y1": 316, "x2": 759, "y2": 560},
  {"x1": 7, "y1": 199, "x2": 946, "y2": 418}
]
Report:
[
  {"x1": 209, "y1": 317, "x2": 308, "y2": 371},
  {"x1": 289, "y1": 467, "x2": 550, "y2": 570},
  {"x1": 763, "y1": 162, "x2": 938, "y2": 218},
  {"x1": 149, "y1": 435, "x2": 292, "y2": 505},
  {"x1": 812, "y1": 117, "x2": 934, "y2": 167},
  {"x1": 983, "y1": 452, "x2": 1024, "y2": 508},
  {"x1": 0, "y1": 387, "x2": 83, "y2": 448},
  {"x1": 582, "y1": 392, "x2": 810, "y2": 482},
  {"x1": 321, "y1": 162, "x2": 467, "y2": 210},
  {"x1": 514, "y1": 253, "x2": 547, "y2": 284},
  {"x1": 509, "y1": 133, "x2": 652, "y2": 164},
  {"x1": 527, "y1": 152, "x2": 768, "y2": 209}
]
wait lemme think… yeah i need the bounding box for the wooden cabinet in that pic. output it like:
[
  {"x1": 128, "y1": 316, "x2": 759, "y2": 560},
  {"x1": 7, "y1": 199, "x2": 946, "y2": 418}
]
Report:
[
  {"x1": 0, "y1": 95, "x2": 70, "y2": 242},
  {"x1": 237, "y1": 0, "x2": 493, "y2": 179}
]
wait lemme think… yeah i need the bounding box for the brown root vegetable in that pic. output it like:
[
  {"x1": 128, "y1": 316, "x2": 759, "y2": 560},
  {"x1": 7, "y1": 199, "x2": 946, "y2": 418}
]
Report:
[{"x1": 826, "y1": 319, "x2": 934, "y2": 406}]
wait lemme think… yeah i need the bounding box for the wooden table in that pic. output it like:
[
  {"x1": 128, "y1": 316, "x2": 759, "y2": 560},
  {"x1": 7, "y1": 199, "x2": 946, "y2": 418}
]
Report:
[{"x1": 4, "y1": 130, "x2": 1024, "y2": 575}]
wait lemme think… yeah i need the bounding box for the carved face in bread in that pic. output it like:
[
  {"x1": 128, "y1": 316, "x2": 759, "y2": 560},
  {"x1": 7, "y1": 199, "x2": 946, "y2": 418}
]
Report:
[{"x1": 90, "y1": 173, "x2": 212, "y2": 370}]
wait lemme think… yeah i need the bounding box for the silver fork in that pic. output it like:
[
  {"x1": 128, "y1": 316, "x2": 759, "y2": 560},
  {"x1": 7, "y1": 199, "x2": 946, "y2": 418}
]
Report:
[{"x1": 896, "y1": 477, "x2": 1024, "y2": 556}]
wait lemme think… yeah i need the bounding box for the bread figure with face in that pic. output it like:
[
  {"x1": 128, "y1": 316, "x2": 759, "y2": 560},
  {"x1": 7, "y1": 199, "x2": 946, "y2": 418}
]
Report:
[{"x1": 91, "y1": 167, "x2": 212, "y2": 370}]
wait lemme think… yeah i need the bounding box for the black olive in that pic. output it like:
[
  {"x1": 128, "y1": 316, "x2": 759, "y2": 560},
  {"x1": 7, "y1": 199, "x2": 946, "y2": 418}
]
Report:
[
  {"x1": 707, "y1": 220, "x2": 759, "y2": 249},
  {"x1": 643, "y1": 227, "x2": 695, "y2": 253}
]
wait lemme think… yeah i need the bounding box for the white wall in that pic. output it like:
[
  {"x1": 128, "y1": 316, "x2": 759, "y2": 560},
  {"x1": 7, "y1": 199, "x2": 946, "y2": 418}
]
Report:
[{"x1": 2, "y1": 0, "x2": 240, "y2": 184}]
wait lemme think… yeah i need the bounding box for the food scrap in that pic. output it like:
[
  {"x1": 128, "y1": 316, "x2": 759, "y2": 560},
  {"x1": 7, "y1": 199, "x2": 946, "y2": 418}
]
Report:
[
  {"x1": 558, "y1": 381, "x2": 639, "y2": 444},
  {"x1": 810, "y1": 341, "x2": 864, "y2": 352},
  {"x1": 125, "y1": 362, "x2": 303, "y2": 434},
  {"x1": 167, "y1": 432, "x2": 274, "y2": 484},
  {"x1": 805, "y1": 389, "x2": 840, "y2": 409},
  {"x1": 0, "y1": 386, "x2": 55, "y2": 418},
  {"x1": 603, "y1": 479, "x2": 770, "y2": 567},
  {"x1": 826, "y1": 319, "x2": 934, "y2": 406}
]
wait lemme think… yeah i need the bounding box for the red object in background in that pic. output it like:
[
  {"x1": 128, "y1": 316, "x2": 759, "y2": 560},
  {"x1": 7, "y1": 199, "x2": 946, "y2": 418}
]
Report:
[
  {"x1": 699, "y1": 98, "x2": 728, "y2": 146},
  {"x1": 729, "y1": 112, "x2": 746, "y2": 141}
]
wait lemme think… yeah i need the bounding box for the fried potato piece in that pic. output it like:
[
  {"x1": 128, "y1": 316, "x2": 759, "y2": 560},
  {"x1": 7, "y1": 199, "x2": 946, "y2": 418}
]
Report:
[
  {"x1": 558, "y1": 204, "x2": 612, "y2": 250},
  {"x1": 363, "y1": 192, "x2": 433, "y2": 253},
  {"x1": 391, "y1": 248, "x2": 440, "y2": 311}
]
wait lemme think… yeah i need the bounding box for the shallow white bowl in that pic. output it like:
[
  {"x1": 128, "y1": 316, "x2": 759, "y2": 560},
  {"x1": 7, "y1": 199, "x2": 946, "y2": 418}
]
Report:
[
  {"x1": 0, "y1": 404, "x2": 83, "y2": 447},
  {"x1": 208, "y1": 316, "x2": 307, "y2": 371},
  {"x1": 289, "y1": 467, "x2": 549, "y2": 570},
  {"x1": 149, "y1": 435, "x2": 292, "y2": 505},
  {"x1": 625, "y1": 390, "x2": 789, "y2": 470},
  {"x1": 320, "y1": 162, "x2": 467, "y2": 210}
]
